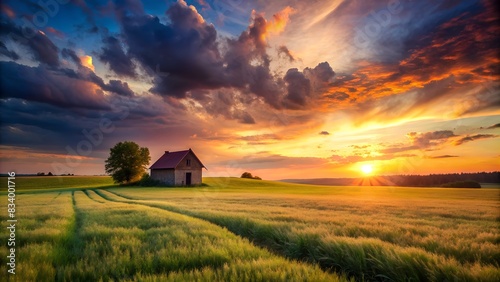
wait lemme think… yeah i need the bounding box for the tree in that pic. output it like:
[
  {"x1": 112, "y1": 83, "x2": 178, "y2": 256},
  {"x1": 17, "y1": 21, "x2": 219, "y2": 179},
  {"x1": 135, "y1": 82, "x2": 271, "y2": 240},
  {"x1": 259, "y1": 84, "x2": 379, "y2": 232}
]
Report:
[
  {"x1": 241, "y1": 172, "x2": 253, "y2": 179},
  {"x1": 105, "y1": 141, "x2": 151, "y2": 184},
  {"x1": 241, "y1": 172, "x2": 262, "y2": 180}
]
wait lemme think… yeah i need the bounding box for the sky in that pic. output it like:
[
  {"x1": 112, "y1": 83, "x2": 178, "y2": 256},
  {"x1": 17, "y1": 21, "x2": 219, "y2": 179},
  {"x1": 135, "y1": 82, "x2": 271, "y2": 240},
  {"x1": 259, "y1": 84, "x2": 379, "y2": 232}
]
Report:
[{"x1": 0, "y1": 0, "x2": 499, "y2": 179}]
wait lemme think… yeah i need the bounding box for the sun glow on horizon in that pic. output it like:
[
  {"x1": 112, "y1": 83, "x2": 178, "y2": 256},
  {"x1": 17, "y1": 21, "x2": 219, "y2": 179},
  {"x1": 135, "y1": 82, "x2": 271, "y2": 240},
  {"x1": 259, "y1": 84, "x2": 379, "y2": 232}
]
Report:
[{"x1": 361, "y1": 164, "x2": 374, "y2": 175}]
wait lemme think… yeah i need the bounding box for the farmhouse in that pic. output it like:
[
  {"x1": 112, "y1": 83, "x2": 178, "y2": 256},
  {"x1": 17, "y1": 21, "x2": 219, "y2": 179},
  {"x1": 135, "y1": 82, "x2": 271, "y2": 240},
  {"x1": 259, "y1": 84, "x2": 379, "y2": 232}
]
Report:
[{"x1": 150, "y1": 149, "x2": 206, "y2": 186}]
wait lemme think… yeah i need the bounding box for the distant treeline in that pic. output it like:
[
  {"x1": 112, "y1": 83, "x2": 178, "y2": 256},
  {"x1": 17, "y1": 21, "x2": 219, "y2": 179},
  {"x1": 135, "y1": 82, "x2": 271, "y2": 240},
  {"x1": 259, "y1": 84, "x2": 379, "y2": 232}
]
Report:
[
  {"x1": 282, "y1": 172, "x2": 500, "y2": 187},
  {"x1": 383, "y1": 172, "x2": 499, "y2": 187}
]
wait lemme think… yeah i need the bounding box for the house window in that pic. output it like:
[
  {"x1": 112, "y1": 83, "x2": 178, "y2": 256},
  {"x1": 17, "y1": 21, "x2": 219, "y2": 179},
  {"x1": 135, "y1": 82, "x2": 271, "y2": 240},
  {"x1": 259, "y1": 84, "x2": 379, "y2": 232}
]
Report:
[{"x1": 186, "y1": 159, "x2": 191, "y2": 166}]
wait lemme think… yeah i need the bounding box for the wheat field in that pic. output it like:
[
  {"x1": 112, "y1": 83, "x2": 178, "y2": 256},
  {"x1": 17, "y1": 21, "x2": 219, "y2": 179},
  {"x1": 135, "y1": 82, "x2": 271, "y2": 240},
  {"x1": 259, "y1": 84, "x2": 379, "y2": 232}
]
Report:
[{"x1": 1, "y1": 177, "x2": 499, "y2": 281}]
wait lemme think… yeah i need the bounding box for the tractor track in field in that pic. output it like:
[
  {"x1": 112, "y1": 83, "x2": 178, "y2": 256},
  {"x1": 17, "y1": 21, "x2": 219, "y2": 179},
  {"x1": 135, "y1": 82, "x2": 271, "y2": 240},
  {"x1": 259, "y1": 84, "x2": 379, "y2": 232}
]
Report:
[
  {"x1": 90, "y1": 190, "x2": 305, "y2": 263},
  {"x1": 91, "y1": 189, "x2": 333, "y2": 274},
  {"x1": 53, "y1": 191, "x2": 85, "y2": 281},
  {"x1": 82, "y1": 189, "x2": 106, "y2": 203},
  {"x1": 92, "y1": 189, "x2": 489, "y2": 282}
]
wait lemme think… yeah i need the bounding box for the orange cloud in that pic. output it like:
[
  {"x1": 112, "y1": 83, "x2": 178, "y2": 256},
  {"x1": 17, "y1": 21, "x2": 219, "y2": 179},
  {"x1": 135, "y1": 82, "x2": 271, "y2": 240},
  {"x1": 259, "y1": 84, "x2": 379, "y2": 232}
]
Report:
[
  {"x1": 79, "y1": 55, "x2": 95, "y2": 71},
  {"x1": 320, "y1": 4, "x2": 500, "y2": 121},
  {"x1": 267, "y1": 6, "x2": 296, "y2": 35},
  {"x1": 251, "y1": 6, "x2": 296, "y2": 44}
]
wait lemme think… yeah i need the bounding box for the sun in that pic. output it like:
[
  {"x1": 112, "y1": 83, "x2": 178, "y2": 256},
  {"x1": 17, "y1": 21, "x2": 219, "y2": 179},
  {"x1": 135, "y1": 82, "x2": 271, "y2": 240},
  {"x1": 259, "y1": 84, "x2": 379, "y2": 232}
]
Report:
[{"x1": 360, "y1": 164, "x2": 373, "y2": 175}]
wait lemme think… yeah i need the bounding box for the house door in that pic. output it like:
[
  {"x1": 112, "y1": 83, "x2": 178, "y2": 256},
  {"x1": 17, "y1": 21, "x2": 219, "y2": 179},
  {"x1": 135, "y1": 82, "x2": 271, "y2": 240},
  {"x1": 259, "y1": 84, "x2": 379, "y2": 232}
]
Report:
[{"x1": 186, "y1": 172, "x2": 192, "y2": 186}]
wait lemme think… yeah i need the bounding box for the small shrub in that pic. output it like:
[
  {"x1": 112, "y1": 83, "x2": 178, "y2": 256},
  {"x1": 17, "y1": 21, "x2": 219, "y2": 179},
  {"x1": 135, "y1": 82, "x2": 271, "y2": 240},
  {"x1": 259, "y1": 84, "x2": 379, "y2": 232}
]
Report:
[{"x1": 138, "y1": 173, "x2": 161, "y2": 187}]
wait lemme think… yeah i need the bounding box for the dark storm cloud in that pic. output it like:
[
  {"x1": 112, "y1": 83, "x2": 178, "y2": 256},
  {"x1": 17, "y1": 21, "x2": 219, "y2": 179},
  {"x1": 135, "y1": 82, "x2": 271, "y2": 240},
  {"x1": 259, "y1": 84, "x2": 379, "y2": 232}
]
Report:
[
  {"x1": 0, "y1": 98, "x2": 163, "y2": 158},
  {"x1": 0, "y1": 61, "x2": 109, "y2": 110},
  {"x1": 281, "y1": 62, "x2": 335, "y2": 109},
  {"x1": 116, "y1": 2, "x2": 225, "y2": 98},
  {"x1": 103, "y1": 80, "x2": 134, "y2": 97},
  {"x1": 283, "y1": 68, "x2": 311, "y2": 107},
  {"x1": 305, "y1": 62, "x2": 335, "y2": 83},
  {"x1": 0, "y1": 98, "x2": 108, "y2": 153},
  {"x1": 0, "y1": 56, "x2": 136, "y2": 108},
  {"x1": 61, "y1": 48, "x2": 81, "y2": 65},
  {"x1": 98, "y1": 36, "x2": 137, "y2": 77},
  {"x1": 221, "y1": 11, "x2": 286, "y2": 110},
  {"x1": 0, "y1": 19, "x2": 60, "y2": 67}
]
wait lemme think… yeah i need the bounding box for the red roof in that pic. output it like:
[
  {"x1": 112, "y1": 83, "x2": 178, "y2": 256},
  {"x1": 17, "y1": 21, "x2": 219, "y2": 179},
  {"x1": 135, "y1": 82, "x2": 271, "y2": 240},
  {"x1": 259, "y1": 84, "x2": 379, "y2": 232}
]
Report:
[{"x1": 150, "y1": 149, "x2": 206, "y2": 169}]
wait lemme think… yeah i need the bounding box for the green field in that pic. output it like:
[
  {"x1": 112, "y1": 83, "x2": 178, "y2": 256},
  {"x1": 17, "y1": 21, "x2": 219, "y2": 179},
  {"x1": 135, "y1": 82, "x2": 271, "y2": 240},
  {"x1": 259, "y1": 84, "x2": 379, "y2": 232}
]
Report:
[
  {"x1": 0, "y1": 176, "x2": 115, "y2": 193},
  {"x1": 1, "y1": 177, "x2": 499, "y2": 281}
]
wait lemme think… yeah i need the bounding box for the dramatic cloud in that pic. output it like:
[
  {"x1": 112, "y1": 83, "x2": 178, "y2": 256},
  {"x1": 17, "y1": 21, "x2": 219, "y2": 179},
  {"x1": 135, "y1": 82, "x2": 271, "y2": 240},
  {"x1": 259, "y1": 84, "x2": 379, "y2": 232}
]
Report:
[
  {"x1": 98, "y1": 35, "x2": 137, "y2": 78},
  {"x1": 284, "y1": 68, "x2": 311, "y2": 107},
  {"x1": 326, "y1": 0, "x2": 500, "y2": 121},
  {"x1": 100, "y1": 1, "x2": 334, "y2": 112},
  {"x1": 118, "y1": 1, "x2": 225, "y2": 97},
  {"x1": 0, "y1": 61, "x2": 109, "y2": 110},
  {"x1": 0, "y1": 19, "x2": 60, "y2": 67},
  {"x1": 104, "y1": 80, "x2": 134, "y2": 97},
  {"x1": 61, "y1": 48, "x2": 81, "y2": 65},
  {"x1": 0, "y1": 0, "x2": 498, "y2": 177}
]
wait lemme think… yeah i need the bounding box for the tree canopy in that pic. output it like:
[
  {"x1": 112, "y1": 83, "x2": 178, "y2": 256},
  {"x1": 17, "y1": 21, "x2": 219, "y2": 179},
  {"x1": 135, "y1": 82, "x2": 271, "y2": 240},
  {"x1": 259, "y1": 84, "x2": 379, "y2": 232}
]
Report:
[
  {"x1": 241, "y1": 172, "x2": 262, "y2": 180},
  {"x1": 105, "y1": 141, "x2": 151, "y2": 184}
]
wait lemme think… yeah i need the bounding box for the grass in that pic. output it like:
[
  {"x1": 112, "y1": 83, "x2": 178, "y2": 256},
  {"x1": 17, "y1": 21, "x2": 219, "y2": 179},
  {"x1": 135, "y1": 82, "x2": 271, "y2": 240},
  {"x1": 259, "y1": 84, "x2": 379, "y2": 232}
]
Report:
[
  {"x1": 0, "y1": 176, "x2": 115, "y2": 193},
  {"x1": 0, "y1": 192, "x2": 74, "y2": 280},
  {"x1": 0, "y1": 178, "x2": 344, "y2": 281},
  {"x1": 107, "y1": 177, "x2": 500, "y2": 281},
  {"x1": 1, "y1": 176, "x2": 498, "y2": 281}
]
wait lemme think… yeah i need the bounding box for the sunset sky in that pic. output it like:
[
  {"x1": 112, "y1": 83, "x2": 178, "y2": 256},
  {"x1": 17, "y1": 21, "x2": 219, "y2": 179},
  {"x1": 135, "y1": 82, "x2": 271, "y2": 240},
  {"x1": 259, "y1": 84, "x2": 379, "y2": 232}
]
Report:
[{"x1": 0, "y1": 0, "x2": 499, "y2": 179}]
